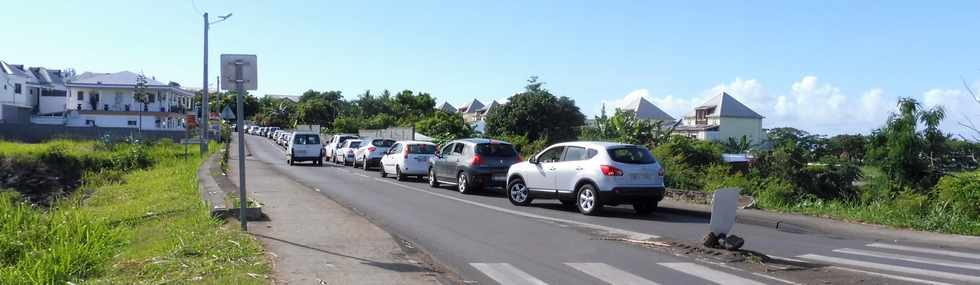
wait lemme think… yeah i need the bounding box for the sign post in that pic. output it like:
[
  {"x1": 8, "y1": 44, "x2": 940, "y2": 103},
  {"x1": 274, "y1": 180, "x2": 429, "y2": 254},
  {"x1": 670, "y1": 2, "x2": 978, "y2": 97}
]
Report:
[{"x1": 221, "y1": 54, "x2": 257, "y2": 231}]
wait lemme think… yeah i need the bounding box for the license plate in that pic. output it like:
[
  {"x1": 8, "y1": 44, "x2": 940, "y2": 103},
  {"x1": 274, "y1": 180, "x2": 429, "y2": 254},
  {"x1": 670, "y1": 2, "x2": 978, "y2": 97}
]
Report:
[
  {"x1": 630, "y1": 173, "x2": 652, "y2": 180},
  {"x1": 415, "y1": 157, "x2": 427, "y2": 161}
]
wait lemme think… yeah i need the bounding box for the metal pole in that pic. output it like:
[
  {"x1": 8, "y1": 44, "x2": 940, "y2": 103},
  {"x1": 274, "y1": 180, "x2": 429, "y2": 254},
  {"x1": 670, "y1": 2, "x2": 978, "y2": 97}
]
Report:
[
  {"x1": 201, "y1": 12, "x2": 210, "y2": 154},
  {"x1": 235, "y1": 60, "x2": 248, "y2": 231}
]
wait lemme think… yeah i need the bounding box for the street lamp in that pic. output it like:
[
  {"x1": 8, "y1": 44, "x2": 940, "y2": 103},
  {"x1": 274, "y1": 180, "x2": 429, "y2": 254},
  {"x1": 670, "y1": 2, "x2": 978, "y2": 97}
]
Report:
[{"x1": 201, "y1": 12, "x2": 232, "y2": 154}]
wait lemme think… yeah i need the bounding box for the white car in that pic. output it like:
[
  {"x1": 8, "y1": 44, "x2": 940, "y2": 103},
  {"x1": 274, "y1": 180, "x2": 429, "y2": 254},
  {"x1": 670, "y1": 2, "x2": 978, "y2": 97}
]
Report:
[
  {"x1": 266, "y1": 127, "x2": 281, "y2": 139},
  {"x1": 325, "y1": 134, "x2": 358, "y2": 161},
  {"x1": 353, "y1": 138, "x2": 396, "y2": 170},
  {"x1": 286, "y1": 131, "x2": 323, "y2": 166},
  {"x1": 379, "y1": 141, "x2": 437, "y2": 180},
  {"x1": 278, "y1": 132, "x2": 292, "y2": 147},
  {"x1": 334, "y1": 139, "x2": 363, "y2": 166},
  {"x1": 505, "y1": 141, "x2": 666, "y2": 216}
]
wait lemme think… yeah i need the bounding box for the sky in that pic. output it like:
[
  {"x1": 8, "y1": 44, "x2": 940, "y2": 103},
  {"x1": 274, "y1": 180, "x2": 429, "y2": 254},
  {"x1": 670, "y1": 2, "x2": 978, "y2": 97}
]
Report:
[{"x1": 2, "y1": 1, "x2": 979, "y2": 137}]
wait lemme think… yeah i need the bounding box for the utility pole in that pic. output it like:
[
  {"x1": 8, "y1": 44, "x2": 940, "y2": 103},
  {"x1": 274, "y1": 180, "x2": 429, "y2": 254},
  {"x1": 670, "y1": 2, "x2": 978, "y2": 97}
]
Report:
[{"x1": 201, "y1": 12, "x2": 210, "y2": 154}]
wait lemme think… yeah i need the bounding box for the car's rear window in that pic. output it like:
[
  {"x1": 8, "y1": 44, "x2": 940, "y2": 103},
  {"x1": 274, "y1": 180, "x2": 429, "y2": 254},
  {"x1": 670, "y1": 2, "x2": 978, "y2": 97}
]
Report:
[
  {"x1": 337, "y1": 136, "x2": 356, "y2": 144},
  {"x1": 475, "y1": 143, "x2": 517, "y2": 157},
  {"x1": 348, "y1": 141, "x2": 362, "y2": 148},
  {"x1": 293, "y1": 134, "x2": 320, "y2": 145},
  {"x1": 607, "y1": 146, "x2": 657, "y2": 164},
  {"x1": 372, "y1": 139, "x2": 396, "y2": 147},
  {"x1": 407, "y1": 144, "x2": 437, "y2": 154}
]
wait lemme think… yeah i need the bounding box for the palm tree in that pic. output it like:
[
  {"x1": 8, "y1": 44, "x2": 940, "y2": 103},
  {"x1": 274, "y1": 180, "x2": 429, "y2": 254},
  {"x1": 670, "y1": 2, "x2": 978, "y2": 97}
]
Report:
[{"x1": 133, "y1": 73, "x2": 149, "y2": 134}]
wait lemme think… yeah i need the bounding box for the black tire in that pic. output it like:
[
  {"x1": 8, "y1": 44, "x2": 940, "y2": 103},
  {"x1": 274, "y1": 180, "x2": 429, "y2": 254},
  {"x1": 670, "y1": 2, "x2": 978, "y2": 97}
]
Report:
[
  {"x1": 457, "y1": 172, "x2": 476, "y2": 194},
  {"x1": 507, "y1": 178, "x2": 532, "y2": 206},
  {"x1": 428, "y1": 168, "x2": 440, "y2": 187},
  {"x1": 396, "y1": 167, "x2": 406, "y2": 181},
  {"x1": 379, "y1": 165, "x2": 388, "y2": 178},
  {"x1": 633, "y1": 200, "x2": 658, "y2": 215},
  {"x1": 576, "y1": 184, "x2": 602, "y2": 215}
]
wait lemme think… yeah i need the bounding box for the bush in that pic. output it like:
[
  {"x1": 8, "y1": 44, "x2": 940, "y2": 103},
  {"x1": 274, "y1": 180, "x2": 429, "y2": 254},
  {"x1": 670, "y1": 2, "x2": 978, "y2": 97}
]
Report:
[
  {"x1": 892, "y1": 191, "x2": 931, "y2": 215},
  {"x1": 754, "y1": 177, "x2": 796, "y2": 208},
  {"x1": 934, "y1": 170, "x2": 980, "y2": 218},
  {"x1": 700, "y1": 164, "x2": 752, "y2": 193}
]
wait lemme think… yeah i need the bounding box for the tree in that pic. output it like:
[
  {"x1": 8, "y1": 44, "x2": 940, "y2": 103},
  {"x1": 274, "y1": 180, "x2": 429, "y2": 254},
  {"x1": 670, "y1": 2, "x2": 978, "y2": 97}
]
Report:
[
  {"x1": 723, "y1": 135, "x2": 753, "y2": 153},
  {"x1": 825, "y1": 134, "x2": 867, "y2": 162},
  {"x1": 484, "y1": 77, "x2": 585, "y2": 143},
  {"x1": 133, "y1": 73, "x2": 149, "y2": 133},
  {"x1": 866, "y1": 98, "x2": 946, "y2": 190},
  {"x1": 415, "y1": 111, "x2": 474, "y2": 144},
  {"x1": 296, "y1": 90, "x2": 344, "y2": 128},
  {"x1": 581, "y1": 109, "x2": 677, "y2": 147}
]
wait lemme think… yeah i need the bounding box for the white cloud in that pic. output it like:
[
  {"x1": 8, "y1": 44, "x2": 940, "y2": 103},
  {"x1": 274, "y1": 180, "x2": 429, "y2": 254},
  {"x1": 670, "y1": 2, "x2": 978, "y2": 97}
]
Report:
[{"x1": 923, "y1": 87, "x2": 980, "y2": 136}]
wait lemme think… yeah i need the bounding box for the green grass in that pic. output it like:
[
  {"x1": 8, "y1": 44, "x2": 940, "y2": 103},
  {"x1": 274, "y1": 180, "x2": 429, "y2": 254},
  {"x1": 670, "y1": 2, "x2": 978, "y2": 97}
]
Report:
[{"x1": 0, "y1": 140, "x2": 269, "y2": 284}]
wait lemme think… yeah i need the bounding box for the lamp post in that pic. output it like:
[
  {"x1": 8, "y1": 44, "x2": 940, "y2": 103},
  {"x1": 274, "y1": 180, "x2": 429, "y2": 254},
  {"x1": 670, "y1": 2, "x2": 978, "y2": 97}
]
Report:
[{"x1": 202, "y1": 12, "x2": 232, "y2": 153}]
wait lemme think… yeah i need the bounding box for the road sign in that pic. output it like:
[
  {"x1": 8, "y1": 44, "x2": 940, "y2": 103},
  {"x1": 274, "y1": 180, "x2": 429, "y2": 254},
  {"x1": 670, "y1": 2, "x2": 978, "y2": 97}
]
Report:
[
  {"x1": 220, "y1": 54, "x2": 257, "y2": 91},
  {"x1": 221, "y1": 105, "x2": 236, "y2": 120}
]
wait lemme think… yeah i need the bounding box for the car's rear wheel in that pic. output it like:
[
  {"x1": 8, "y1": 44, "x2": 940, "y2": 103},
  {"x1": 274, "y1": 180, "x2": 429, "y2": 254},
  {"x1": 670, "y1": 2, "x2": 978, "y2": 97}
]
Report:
[
  {"x1": 428, "y1": 168, "x2": 439, "y2": 187},
  {"x1": 508, "y1": 178, "x2": 532, "y2": 206},
  {"x1": 396, "y1": 167, "x2": 406, "y2": 181},
  {"x1": 577, "y1": 184, "x2": 601, "y2": 215},
  {"x1": 633, "y1": 200, "x2": 658, "y2": 215},
  {"x1": 457, "y1": 173, "x2": 471, "y2": 194}
]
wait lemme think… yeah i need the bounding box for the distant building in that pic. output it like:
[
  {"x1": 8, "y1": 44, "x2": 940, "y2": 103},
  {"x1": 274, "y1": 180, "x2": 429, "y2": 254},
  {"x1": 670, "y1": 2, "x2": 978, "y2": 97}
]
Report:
[
  {"x1": 0, "y1": 61, "x2": 68, "y2": 123},
  {"x1": 617, "y1": 96, "x2": 675, "y2": 123},
  {"x1": 61, "y1": 71, "x2": 194, "y2": 129},
  {"x1": 675, "y1": 92, "x2": 764, "y2": 144},
  {"x1": 265, "y1": 94, "x2": 300, "y2": 103},
  {"x1": 438, "y1": 102, "x2": 457, "y2": 113}
]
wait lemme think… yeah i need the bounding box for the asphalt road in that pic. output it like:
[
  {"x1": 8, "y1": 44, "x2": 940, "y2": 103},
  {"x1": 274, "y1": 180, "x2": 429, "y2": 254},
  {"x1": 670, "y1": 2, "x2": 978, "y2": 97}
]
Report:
[{"x1": 244, "y1": 135, "x2": 980, "y2": 285}]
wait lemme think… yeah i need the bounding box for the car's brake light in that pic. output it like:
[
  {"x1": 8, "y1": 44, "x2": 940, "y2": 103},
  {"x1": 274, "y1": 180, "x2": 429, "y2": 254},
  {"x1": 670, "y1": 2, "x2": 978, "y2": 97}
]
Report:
[
  {"x1": 658, "y1": 167, "x2": 665, "y2": 177},
  {"x1": 600, "y1": 165, "x2": 623, "y2": 176},
  {"x1": 470, "y1": 154, "x2": 483, "y2": 166},
  {"x1": 368, "y1": 146, "x2": 376, "y2": 152}
]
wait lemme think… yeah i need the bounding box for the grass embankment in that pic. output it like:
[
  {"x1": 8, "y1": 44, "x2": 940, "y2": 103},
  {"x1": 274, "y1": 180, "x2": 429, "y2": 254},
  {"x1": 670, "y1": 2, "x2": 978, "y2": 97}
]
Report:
[
  {"x1": 751, "y1": 166, "x2": 980, "y2": 236},
  {"x1": 0, "y1": 140, "x2": 269, "y2": 284}
]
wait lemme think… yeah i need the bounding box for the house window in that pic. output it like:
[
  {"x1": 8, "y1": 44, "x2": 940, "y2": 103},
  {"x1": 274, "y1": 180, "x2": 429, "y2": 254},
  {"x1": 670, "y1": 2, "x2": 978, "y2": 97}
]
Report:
[
  {"x1": 77, "y1": 91, "x2": 84, "y2": 101},
  {"x1": 14, "y1": 84, "x2": 21, "y2": 94},
  {"x1": 127, "y1": 120, "x2": 137, "y2": 126},
  {"x1": 77, "y1": 104, "x2": 82, "y2": 110},
  {"x1": 85, "y1": 120, "x2": 95, "y2": 126},
  {"x1": 125, "y1": 105, "x2": 130, "y2": 111},
  {"x1": 103, "y1": 104, "x2": 109, "y2": 111},
  {"x1": 149, "y1": 93, "x2": 156, "y2": 103}
]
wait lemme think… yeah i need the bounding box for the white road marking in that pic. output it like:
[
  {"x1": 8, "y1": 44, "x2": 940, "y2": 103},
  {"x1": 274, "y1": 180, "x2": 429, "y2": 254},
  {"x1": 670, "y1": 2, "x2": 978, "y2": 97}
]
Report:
[
  {"x1": 834, "y1": 248, "x2": 980, "y2": 271},
  {"x1": 830, "y1": 266, "x2": 954, "y2": 285},
  {"x1": 470, "y1": 263, "x2": 548, "y2": 285},
  {"x1": 565, "y1": 263, "x2": 659, "y2": 285},
  {"x1": 658, "y1": 262, "x2": 766, "y2": 285},
  {"x1": 750, "y1": 272, "x2": 803, "y2": 285},
  {"x1": 798, "y1": 254, "x2": 980, "y2": 283},
  {"x1": 866, "y1": 242, "x2": 980, "y2": 260},
  {"x1": 374, "y1": 178, "x2": 659, "y2": 240}
]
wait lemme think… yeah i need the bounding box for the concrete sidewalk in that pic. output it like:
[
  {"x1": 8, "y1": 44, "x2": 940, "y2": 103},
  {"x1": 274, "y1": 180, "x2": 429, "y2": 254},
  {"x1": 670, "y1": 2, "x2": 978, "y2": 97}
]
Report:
[{"x1": 225, "y1": 137, "x2": 441, "y2": 284}]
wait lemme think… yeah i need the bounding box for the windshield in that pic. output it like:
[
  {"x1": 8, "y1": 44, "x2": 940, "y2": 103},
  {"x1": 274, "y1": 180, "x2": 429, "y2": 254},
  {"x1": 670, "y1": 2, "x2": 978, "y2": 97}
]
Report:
[
  {"x1": 607, "y1": 147, "x2": 657, "y2": 164},
  {"x1": 293, "y1": 134, "x2": 320, "y2": 145},
  {"x1": 407, "y1": 144, "x2": 437, "y2": 154},
  {"x1": 475, "y1": 143, "x2": 517, "y2": 157},
  {"x1": 372, "y1": 139, "x2": 396, "y2": 147}
]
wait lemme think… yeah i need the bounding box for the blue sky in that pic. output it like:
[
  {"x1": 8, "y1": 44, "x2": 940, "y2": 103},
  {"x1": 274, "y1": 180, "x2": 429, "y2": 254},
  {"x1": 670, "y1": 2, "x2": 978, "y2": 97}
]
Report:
[{"x1": 2, "y1": 1, "x2": 979, "y2": 136}]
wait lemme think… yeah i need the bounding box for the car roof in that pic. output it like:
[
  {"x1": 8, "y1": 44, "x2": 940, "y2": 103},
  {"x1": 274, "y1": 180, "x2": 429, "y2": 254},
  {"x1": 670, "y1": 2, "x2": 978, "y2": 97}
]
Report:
[
  {"x1": 292, "y1": 131, "x2": 317, "y2": 135},
  {"x1": 395, "y1": 140, "x2": 435, "y2": 145},
  {"x1": 453, "y1": 138, "x2": 512, "y2": 145},
  {"x1": 551, "y1": 141, "x2": 638, "y2": 149}
]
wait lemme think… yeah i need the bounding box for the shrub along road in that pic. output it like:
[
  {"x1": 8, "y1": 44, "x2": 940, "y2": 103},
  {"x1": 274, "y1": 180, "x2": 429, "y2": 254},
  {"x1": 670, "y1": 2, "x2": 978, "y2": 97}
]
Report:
[{"x1": 243, "y1": 134, "x2": 980, "y2": 285}]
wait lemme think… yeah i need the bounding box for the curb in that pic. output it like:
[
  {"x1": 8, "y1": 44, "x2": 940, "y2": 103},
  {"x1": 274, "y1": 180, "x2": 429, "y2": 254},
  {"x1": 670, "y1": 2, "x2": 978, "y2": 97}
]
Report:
[
  {"x1": 658, "y1": 199, "x2": 980, "y2": 250},
  {"x1": 196, "y1": 151, "x2": 229, "y2": 217}
]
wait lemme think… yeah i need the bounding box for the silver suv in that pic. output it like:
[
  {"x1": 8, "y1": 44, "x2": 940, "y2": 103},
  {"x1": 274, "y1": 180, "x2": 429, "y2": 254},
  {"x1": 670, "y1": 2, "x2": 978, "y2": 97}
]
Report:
[{"x1": 505, "y1": 141, "x2": 665, "y2": 215}]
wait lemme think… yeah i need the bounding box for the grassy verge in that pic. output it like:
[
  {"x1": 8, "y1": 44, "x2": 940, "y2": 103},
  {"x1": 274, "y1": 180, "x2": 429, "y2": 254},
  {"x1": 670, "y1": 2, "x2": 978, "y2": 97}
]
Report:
[{"x1": 0, "y1": 140, "x2": 269, "y2": 284}]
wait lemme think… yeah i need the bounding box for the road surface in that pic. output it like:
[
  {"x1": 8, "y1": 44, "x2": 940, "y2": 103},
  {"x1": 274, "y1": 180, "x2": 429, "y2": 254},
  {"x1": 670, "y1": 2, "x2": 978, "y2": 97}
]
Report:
[{"x1": 243, "y1": 135, "x2": 979, "y2": 285}]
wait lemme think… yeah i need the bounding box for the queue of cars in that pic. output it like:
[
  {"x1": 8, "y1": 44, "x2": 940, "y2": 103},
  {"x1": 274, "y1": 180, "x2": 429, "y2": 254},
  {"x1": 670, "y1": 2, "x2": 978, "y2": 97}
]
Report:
[{"x1": 315, "y1": 134, "x2": 668, "y2": 216}]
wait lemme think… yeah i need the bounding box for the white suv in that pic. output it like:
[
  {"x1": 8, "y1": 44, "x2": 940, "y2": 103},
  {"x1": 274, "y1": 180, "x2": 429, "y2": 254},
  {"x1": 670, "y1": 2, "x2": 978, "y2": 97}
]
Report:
[
  {"x1": 506, "y1": 142, "x2": 665, "y2": 215},
  {"x1": 353, "y1": 138, "x2": 396, "y2": 170}
]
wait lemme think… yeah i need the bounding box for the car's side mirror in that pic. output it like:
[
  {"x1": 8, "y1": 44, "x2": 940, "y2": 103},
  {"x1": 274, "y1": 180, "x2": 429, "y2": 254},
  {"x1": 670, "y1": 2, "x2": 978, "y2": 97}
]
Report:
[{"x1": 529, "y1": 156, "x2": 539, "y2": 164}]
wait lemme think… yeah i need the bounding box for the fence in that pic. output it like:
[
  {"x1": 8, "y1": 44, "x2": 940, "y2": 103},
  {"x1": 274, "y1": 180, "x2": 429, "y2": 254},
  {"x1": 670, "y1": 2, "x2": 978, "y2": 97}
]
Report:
[{"x1": 0, "y1": 123, "x2": 187, "y2": 143}]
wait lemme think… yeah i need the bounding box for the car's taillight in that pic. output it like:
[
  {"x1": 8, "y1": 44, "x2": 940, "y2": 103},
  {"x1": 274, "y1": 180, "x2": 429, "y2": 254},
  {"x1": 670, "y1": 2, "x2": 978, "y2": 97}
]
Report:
[
  {"x1": 368, "y1": 146, "x2": 376, "y2": 152},
  {"x1": 600, "y1": 165, "x2": 623, "y2": 176},
  {"x1": 658, "y1": 167, "x2": 665, "y2": 177},
  {"x1": 470, "y1": 154, "x2": 483, "y2": 166}
]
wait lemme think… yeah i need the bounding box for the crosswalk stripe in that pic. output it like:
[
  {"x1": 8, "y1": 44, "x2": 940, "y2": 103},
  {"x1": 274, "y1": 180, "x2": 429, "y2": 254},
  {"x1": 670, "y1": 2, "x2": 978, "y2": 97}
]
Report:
[
  {"x1": 834, "y1": 248, "x2": 980, "y2": 271},
  {"x1": 470, "y1": 263, "x2": 549, "y2": 285},
  {"x1": 658, "y1": 262, "x2": 766, "y2": 285},
  {"x1": 830, "y1": 266, "x2": 954, "y2": 285},
  {"x1": 798, "y1": 254, "x2": 980, "y2": 283},
  {"x1": 566, "y1": 263, "x2": 660, "y2": 285},
  {"x1": 866, "y1": 242, "x2": 980, "y2": 260}
]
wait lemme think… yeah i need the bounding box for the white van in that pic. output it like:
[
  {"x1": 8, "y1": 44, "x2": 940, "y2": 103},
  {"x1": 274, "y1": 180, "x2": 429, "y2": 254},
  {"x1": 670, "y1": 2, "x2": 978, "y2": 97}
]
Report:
[{"x1": 286, "y1": 131, "x2": 323, "y2": 166}]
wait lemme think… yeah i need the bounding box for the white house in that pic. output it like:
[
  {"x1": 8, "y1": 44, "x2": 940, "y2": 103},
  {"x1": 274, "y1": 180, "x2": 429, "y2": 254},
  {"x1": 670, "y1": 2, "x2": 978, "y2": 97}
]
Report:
[
  {"x1": 0, "y1": 61, "x2": 68, "y2": 123},
  {"x1": 676, "y1": 92, "x2": 764, "y2": 144},
  {"x1": 62, "y1": 71, "x2": 193, "y2": 130}
]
